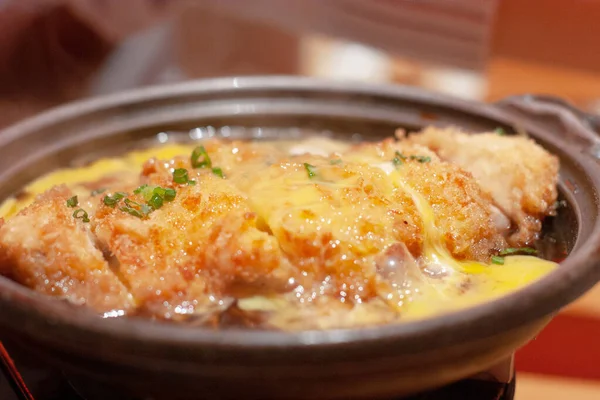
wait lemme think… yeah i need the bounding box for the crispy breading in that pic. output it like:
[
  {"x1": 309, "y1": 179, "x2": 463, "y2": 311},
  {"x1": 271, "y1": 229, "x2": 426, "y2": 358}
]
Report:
[
  {"x1": 93, "y1": 174, "x2": 292, "y2": 318},
  {"x1": 344, "y1": 140, "x2": 507, "y2": 260},
  {"x1": 0, "y1": 186, "x2": 135, "y2": 313},
  {"x1": 406, "y1": 127, "x2": 559, "y2": 245}
]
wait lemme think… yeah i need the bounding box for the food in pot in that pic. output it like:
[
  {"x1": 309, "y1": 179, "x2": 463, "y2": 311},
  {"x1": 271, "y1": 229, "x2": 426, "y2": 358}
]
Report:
[{"x1": 0, "y1": 127, "x2": 561, "y2": 330}]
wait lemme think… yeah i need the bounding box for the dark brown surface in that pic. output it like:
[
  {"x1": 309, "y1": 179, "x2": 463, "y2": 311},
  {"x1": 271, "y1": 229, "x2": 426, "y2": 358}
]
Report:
[
  {"x1": 0, "y1": 77, "x2": 598, "y2": 399},
  {"x1": 0, "y1": 338, "x2": 515, "y2": 400},
  {"x1": 0, "y1": 4, "x2": 113, "y2": 128},
  {"x1": 0, "y1": 5, "x2": 112, "y2": 101}
]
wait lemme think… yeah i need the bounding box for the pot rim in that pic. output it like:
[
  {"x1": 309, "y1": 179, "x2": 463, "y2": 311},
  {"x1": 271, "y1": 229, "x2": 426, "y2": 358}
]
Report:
[{"x1": 1, "y1": 75, "x2": 600, "y2": 352}]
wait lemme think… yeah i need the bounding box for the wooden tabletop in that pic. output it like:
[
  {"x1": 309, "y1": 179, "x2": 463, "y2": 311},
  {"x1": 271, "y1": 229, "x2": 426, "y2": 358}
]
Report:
[{"x1": 517, "y1": 373, "x2": 600, "y2": 400}]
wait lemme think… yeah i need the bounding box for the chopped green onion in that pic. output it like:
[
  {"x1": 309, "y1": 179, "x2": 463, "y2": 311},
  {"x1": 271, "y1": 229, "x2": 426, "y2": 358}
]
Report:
[
  {"x1": 392, "y1": 151, "x2": 406, "y2": 166},
  {"x1": 103, "y1": 192, "x2": 127, "y2": 207},
  {"x1": 133, "y1": 185, "x2": 153, "y2": 202},
  {"x1": 187, "y1": 180, "x2": 197, "y2": 185},
  {"x1": 499, "y1": 247, "x2": 537, "y2": 256},
  {"x1": 304, "y1": 163, "x2": 316, "y2": 178},
  {"x1": 142, "y1": 187, "x2": 157, "y2": 201},
  {"x1": 330, "y1": 159, "x2": 343, "y2": 165},
  {"x1": 152, "y1": 187, "x2": 166, "y2": 197},
  {"x1": 148, "y1": 193, "x2": 164, "y2": 210},
  {"x1": 173, "y1": 168, "x2": 190, "y2": 184},
  {"x1": 73, "y1": 208, "x2": 90, "y2": 223},
  {"x1": 211, "y1": 167, "x2": 224, "y2": 178},
  {"x1": 120, "y1": 199, "x2": 151, "y2": 219},
  {"x1": 191, "y1": 145, "x2": 212, "y2": 169},
  {"x1": 495, "y1": 127, "x2": 506, "y2": 136},
  {"x1": 119, "y1": 206, "x2": 145, "y2": 219},
  {"x1": 66, "y1": 196, "x2": 78, "y2": 208},
  {"x1": 147, "y1": 186, "x2": 176, "y2": 201},
  {"x1": 133, "y1": 184, "x2": 148, "y2": 195},
  {"x1": 124, "y1": 198, "x2": 140, "y2": 208},
  {"x1": 90, "y1": 188, "x2": 106, "y2": 196},
  {"x1": 410, "y1": 155, "x2": 431, "y2": 163},
  {"x1": 133, "y1": 184, "x2": 163, "y2": 202},
  {"x1": 491, "y1": 256, "x2": 505, "y2": 265},
  {"x1": 163, "y1": 188, "x2": 176, "y2": 201},
  {"x1": 133, "y1": 185, "x2": 177, "y2": 204}
]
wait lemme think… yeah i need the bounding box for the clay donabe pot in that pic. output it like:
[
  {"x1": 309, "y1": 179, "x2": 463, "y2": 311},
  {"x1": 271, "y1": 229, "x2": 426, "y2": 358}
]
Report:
[{"x1": 0, "y1": 77, "x2": 598, "y2": 400}]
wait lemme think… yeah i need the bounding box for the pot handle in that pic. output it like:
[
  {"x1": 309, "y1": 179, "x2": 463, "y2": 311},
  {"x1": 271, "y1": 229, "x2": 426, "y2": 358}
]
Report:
[{"x1": 495, "y1": 94, "x2": 600, "y2": 159}]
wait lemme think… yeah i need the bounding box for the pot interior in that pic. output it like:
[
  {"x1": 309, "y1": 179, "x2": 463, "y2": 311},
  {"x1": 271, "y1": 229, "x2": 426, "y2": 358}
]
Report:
[
  {"x1": 0, "y1": 120, "x2": 578, "y2": 264},
  {"x1": 0, "y1": 79, "x2": 595, "y2": 339}
]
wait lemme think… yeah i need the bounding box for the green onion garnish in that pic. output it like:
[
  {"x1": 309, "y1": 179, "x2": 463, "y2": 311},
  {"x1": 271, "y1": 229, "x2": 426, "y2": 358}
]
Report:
[
  {"x1": 140, "y1": 186, "x2": 177, "y2": 202},
  {"x1": 73, "y1": 208, "x2": 90, "y2": 223},
  {"x1": 152, "y1": 186, "x2": 165, "y2": 197},
  {"x1": 133, "y1": 184, "x2": 157, "y2": 202},
  {"x1": 133, "y1": 184, "x2": 148, "y2": 195},
  {"x1": 330, "y1": 159, "x2": 343, "y2": 165},
  {"x1": 124, "y1": 198, "x2": 140, "y2": 208},
  {"x1": 120, "y1": 199, "x2": 151, "y2": 219},
  {"x1": 304, "y1": 163, "x2": 316, "y2": 178},
  {"x1": 392, "y1": 151, "x2": 406, "y2": 166},
  {"x1": 163, "y1": 188, "x2": 176, "y2": 201},
  {"x1": 410, "y1": 155, "x2": 431, "y2": 163},
  {"x1": 173, "y1": 168, "x2": 190, "y2": 184},
  {"x1": 492, "y1": 247, "x2": 536, "y2": 264},
  {"x1": 90, "y1": 188, "x2": 106, "y2": 196},
  {"x1": 211, "y1": 167, "x2": 224, "y2": 178},
  {"x1": 119, "y1": 206, "x2": 145, "y2": 219},
  {"x1": 499, "y1": 247, "x2": 537, "y2": 256},
  {"x1": 495, "y1": 127, "x2": 506, "y2": 136},
  {"x1": 191, "y1": 145, "x2": 212, "y2": 169},
  {"x1": 66, "y1": 196, "x2": 78, "y2": 208},
  {"x1": 148, "y1": 193, "x2": 164, "y2": 210},
  {"x1": 103, "y1": 192, "x2": 127, "y2": 207},
  {"x1": 491, "y1": 255, "x2": 505, "y2": 265}
]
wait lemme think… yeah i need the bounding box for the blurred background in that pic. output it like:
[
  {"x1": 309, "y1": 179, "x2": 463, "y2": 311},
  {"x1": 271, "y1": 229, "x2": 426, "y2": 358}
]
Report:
[
  {"x1": 1, "y1": 0, "x2": 599, "y2": 398},
  {"x1": 4, "y1": 0, "x2": 600, "y2": 126}
]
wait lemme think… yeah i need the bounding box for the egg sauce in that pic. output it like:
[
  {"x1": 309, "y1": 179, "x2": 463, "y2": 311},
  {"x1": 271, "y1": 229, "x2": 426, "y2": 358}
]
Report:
[{"x1": 0, "y1": 138, "x2": 558, "y2": 326}]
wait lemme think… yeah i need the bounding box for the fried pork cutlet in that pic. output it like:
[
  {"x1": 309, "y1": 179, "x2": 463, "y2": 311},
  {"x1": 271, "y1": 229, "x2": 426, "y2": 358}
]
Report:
[
  {"x1": 0, "y1": 186, "x2": 135, "y2": 314},
  {"x1": 0, "y1": 133, "x2": 558, "y2": 324},
  {"x1": 405, "y1": 127, "x2": 559, "y2": 246},
  {"x1": 93, "y1": 173, "x2": 292, "y2": 319},
  {"x1": 344, "y1": 139, "x2": 507, "y2": 260}
]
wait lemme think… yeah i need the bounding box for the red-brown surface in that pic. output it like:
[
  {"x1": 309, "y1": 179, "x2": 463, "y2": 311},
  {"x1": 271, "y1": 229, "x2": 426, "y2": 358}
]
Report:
[
  {"x1": 514, "y1": 284, "x2": 600, "y2": 398},
  {"x1": 493, "y1": 0, "x2": 600, "y2": 72},
  {"x1": 516, "y1": 314, "x2": 600, "y2": 380}
]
